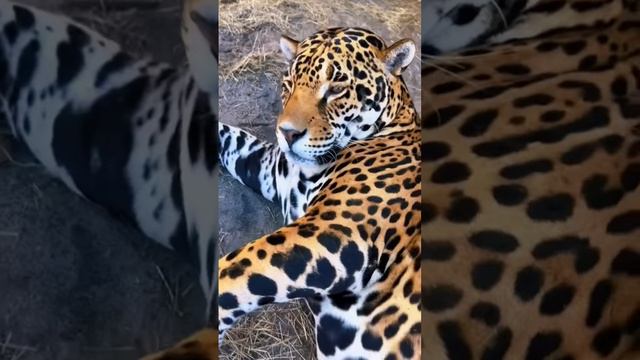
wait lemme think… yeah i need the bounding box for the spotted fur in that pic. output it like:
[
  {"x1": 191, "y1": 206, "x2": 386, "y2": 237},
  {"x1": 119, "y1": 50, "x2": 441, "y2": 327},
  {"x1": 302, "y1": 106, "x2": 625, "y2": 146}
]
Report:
[
  {"x1": 0, "y1": 1, "x2": 217, "y2": 358},
  {"x1": 423, "y1": 0, "x2": 640, "y2": 359},
  {"x1": 218, "y1": 28, "x2": 421, "y2": 359}
]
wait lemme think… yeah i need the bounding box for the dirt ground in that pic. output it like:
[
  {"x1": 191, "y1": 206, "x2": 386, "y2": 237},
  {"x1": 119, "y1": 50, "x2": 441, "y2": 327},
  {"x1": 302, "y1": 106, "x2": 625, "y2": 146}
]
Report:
[
  {"x1": 218, "y1": 1, "x2": 421, "y2": 358},
  {"x1": 0, "y1": 1, "x2": 206, "y2": 359}
]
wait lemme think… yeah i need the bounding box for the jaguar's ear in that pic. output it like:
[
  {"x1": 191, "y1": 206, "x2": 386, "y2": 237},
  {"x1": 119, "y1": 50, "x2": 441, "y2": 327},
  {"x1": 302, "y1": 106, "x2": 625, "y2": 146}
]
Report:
[
  {"x1": 182, "y1": 0, "x2": 218, "y2": 93},
  {"x1": 382, "y1": 39, "x2": 416, "y2": 76},
  {"x1": 190, "y1": 10, "x2": 218, "y2": 58},
  {"x1": 280, "y1": 35, "x2": 299, "y2": 62}
]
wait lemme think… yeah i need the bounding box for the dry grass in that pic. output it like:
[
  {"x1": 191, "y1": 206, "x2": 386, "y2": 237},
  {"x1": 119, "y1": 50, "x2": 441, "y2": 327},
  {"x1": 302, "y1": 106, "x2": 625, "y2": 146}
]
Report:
[
  {"x1": 219, "y1": 36, "x2": 286, "y2": 81},
  {"x1": 0, "y1": 136, "x2": 10, "y2": 165},
  {"x1": 220, "y1": 0, "x2": 330, "y2": 35},
  {"x1": 219, "y1": 0, "x2": 421, "y2": 81},
  {"x1": 350, "y1": 0, "x2": 422, "y2": 33},
  {"x1": 223, "y1": 50, "x2": 284, "y2": 81},
  {"x1": 154, "y1": 265, "x2": 196, "y2": 319},
  {"x1": 220, "y1": 0, "x2": 420, "y2": 35},
  {"x1": 0, "y1": 334, "x2": 36, "y2": 360},
  {"x1": 220, "y1": 301, "x2": 316, "y2": 360},
  {"x1": 69, "y1": 7, "x2": 153, "y2": 57},
  {"x1": 58, "y1": 2, "x2": 183, "y2": 61}
]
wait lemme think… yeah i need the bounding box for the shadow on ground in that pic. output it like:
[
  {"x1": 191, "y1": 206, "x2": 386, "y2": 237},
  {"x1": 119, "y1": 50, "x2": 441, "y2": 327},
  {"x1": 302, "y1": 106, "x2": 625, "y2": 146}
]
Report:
[{"x1": 0, "y1": 1, "x2": 205, "y2": 359}]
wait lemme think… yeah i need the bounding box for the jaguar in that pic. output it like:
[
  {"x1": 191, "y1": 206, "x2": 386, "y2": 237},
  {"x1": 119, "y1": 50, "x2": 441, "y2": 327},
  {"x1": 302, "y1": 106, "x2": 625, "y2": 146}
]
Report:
[
  {"x1": 422, "y1": 0, "x2": 640, "y2": 359},
  {"x1": 0, "y1": 0, "x2": 218, "y2": 359},
  {"x1": 214, "y1": 28, "x2": 421, "y2": 359}
]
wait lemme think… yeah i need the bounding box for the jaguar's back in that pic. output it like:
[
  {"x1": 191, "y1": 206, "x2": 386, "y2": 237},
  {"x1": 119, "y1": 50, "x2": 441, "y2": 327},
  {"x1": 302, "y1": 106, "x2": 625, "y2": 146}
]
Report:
[{"x1": 423, "y1": 0, "x2": 640, "y2": 358}]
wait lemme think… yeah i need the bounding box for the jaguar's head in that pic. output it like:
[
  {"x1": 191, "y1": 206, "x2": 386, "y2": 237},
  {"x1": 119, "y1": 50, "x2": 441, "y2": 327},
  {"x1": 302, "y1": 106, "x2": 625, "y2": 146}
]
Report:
[{"x1": 276, "y1": 27, "x2": 415, "y2": 165}]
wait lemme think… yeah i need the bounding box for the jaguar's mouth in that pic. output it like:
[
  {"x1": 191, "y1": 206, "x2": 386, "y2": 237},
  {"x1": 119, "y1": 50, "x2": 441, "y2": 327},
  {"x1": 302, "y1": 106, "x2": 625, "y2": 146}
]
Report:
[
  {"x1": 285, "y1": 151, "x2": 317, "y2": 165},
  {"x1": 285, "y1": 145, "x2": 342, "y2": 166}
]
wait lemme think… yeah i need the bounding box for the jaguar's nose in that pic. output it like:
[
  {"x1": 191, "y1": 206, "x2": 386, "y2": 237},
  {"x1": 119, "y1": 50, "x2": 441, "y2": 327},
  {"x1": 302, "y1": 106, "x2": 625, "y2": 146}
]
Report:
[{"x1": 279, "y1": 127, "x2": 307, "y2": 147}]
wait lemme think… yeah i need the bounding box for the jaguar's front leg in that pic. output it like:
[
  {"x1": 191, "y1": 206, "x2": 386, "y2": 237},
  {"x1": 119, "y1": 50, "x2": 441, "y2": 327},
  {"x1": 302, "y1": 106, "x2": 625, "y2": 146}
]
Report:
[
  {"x1": 218, "y1": 123, "x2": 283, "y2": 202},
  {"x1": 219, "y1": 122, "x2": 328, "y2": 222},
  {"x1": 218, "y1": 214, "x2": 375, "y2": 336}
]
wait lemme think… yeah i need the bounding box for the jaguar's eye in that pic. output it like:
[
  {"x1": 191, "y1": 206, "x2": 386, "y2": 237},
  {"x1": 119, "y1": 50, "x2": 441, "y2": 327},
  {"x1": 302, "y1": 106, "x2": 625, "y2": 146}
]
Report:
[{"x1": 327, "y1": 85, "x2": 347, "y2": 96}]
